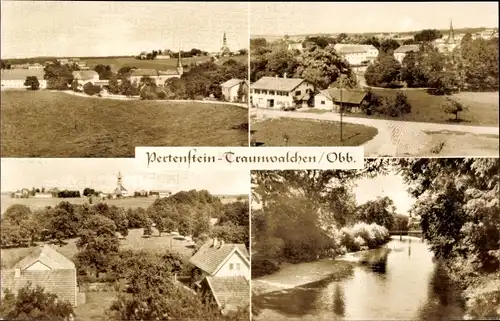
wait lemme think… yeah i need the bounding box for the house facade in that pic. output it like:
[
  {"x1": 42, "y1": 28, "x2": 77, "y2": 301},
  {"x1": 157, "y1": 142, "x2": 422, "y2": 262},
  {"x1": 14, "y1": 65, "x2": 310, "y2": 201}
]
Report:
[
  {"x1": 72, "y1": 70, "x2": 100, "y2": 86},
  {"x1": 334, "y1": 44, "x2": 379, "y2": 66},
  {"x1": 0, "y1": 245, "x2": 78, "y2": 306},
  {"x1": 1, "y1": 69, "x2": 47, "y2": 89},
  {"x1": 250, "y1": 76, "x2": 314, "y2": 109},
  {"x1": 314, "y1": 87, "x2": 367, "y2": 113},
  {"x1": 220, "y1": 78, "x2": 248, "y2": 102},
  {"x1": 394, "y1": 45, "x2": 420, "y2": 64}
]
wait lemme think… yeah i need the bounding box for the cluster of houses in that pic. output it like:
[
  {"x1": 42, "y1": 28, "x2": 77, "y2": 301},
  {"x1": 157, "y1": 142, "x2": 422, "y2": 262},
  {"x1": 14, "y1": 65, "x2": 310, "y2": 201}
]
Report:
[{"x1": 0, "y1": 235, "x2": 249, "y2": 315}]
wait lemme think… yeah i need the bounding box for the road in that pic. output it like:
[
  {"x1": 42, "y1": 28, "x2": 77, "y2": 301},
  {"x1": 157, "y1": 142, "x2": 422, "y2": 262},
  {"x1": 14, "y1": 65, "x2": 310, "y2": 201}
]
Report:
[{"x1": 252, "y1": 108, "x2": 499, "y2": 156}]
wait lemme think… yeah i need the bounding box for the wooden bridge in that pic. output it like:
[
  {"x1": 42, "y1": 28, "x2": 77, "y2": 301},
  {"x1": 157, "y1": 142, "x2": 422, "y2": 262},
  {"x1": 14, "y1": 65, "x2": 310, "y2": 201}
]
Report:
[{"x1": 390, "y1": 230, "x2": 424, "y2": 240}]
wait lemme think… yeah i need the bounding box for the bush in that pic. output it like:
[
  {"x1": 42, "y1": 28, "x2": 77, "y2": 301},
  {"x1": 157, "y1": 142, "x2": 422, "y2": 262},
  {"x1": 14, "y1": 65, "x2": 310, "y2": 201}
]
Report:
[
  {"x1": 83, "y1": 82, "x2": 101, "y2": 96},
  {"x1": 252, "y1": 259, "x2": 280, "y2": 279},
  {"x1": 338, "y1": 222, "x2": 389, "y2": 252}
]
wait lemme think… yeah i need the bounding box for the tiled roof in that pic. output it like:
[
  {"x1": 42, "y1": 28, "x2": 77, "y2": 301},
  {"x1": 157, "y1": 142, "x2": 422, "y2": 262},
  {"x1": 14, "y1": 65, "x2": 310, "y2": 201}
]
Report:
[
  {"x1": 189, "y1": 240, "x2": 249, "y2": 275},
  {"x1": 158, "y1": 70, "x2": 180, "y2": 76},
  {"x1": 1, "y1": 269, "x2": 77, "y2": 306},
  {"x1": 319, "y1": 88, "x2": 367, "y2": 105},
  {"x1": 204, "y1": 276, "x2": 249, "y2": 314},
  {"x1": 251, "y1": 77, "x2": 305, "y2": 92},
  {"x1": 394, "y1": 45, "x2": 420, "y2": 54},
  {"x1": 130, "y1": 69, "x2": 159, "y2": 77},
  {"x1": 13, "y1": 245, "x2": 75, "y2": 270},
  {"x1": 1, "y1": 69, "x2": 45, "y2": 80},
  {"x1": 336, "y1": 45, "x2": 368, "y2": 54},
  {"x1": 72, "y1": 70, "x2": 98, "y2": 80},
  {"x1": 221, "y1": 78, "x2": 244, "y2": 88}
]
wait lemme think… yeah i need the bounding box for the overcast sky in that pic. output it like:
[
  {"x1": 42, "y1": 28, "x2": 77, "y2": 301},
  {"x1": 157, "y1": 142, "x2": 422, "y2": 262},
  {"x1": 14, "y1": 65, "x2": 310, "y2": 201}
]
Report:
[
  {"x1": 251, "y1": 2, "x2": 498, "y2": 36},
  {"x1": 1, "y1": 1, "x2": 249, "y2": 59},
  {"x1": 1, "y1": 159, "x2": 249, "y2": 195},
  {"x1": 353, "y1": 172, "x2": 414, "y2": 216}
]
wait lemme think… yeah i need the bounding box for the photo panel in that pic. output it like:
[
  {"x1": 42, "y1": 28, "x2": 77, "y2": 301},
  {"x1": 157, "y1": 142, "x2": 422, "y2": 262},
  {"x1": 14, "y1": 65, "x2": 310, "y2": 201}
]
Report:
[
  {"x1": 0, "y1": 158, "x2": 251, "y2": 320},
  {"x1": 1, "y1": 1, "x2": 251, "y2": 158},
  {"x1": 249, "y1": 2, "x2": 499, "y2": 158},
  {"x1": 250, "y1": 157, "x2": 499, "y2": 320}
]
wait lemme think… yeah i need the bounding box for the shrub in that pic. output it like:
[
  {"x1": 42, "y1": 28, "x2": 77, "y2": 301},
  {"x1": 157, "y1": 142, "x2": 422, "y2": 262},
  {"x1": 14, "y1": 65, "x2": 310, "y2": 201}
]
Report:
[
  {"x1": 338, "y1": 222, "x2": 390, "y2": 251},
  {"x1": 83, "y1": 82, "x2": 101, "y2": 96}
]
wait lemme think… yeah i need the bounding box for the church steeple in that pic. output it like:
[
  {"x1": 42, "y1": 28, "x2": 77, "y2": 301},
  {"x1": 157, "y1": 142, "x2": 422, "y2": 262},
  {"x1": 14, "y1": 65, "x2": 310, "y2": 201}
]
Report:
[
  {"x1": 446, "y1": 18, "x2": 455, "y2": 44},
  {"x1": 117, "y1": 172, "x2": 122, "y2": 187},
  {"x1": 223, "y1": 32, "x2": 227, "y2": 47}
]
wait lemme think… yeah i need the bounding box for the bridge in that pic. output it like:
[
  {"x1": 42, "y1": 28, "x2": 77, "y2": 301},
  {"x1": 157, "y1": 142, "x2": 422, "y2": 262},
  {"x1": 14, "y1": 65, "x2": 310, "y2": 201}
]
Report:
[{"x1": 390, "y1": 230, "x2": 424, "y2": 240}]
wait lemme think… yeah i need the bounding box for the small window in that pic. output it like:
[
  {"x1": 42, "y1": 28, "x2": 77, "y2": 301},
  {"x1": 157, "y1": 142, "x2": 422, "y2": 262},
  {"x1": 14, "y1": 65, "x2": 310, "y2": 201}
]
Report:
[
  {"x1": 269, "y1": 90, "x2": 275, "y2": 95},
  {"x1": 295, "y1": 90, "x2": 301, "y2": 96},
  {"x1": 321, "y1": 100, "x2": 325, "y2": 105},
  {"x1": 236, "y1": 263, "x2": 241, "y2": 271},
  {"x1": 229, "y1": 263, "x2": 234, "y2": 270},
  {"x1": 254, "y1": 89, "x2": 260, "y2": 94}
]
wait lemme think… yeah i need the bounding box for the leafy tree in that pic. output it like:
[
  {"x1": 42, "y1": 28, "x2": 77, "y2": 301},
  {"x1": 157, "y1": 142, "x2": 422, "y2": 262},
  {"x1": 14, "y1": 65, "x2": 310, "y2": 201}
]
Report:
[
  {"x1": 401, "y1": 51, "x2": 429, "y2": 88},
  {"x1": 108, "y1": 74, "x2": 120, "y2": 94},
  {"x1": 360, "y1": 88, "x2": 382, "y2": 115},
  {"x1": 441, "y1": 97, "x2": 468, "y2": 122},
  {"x1": 119, "y1": 79, "x2": 139, "y2": 96},
  {"x1": 83, "y1": 82, "x2": 100, "y2": 96},
  {"x1": 414, "y1": 29, "x2": 443, "y2": 42},
  {"x1": 379, "y1": 39, "x2": 400, "y2": 54},
  {"x1": 394, "y1": 91, "x2": 412, "y2": 114},
  {"x1": 1, "y1": 205, "x2": 39, "y2": 247},
  {"x1": 93, "y1": 64, "x2": 113, "y2": 80},
  {"x1": 126, "y1": 208, "x2": 149, "y2": 229},
  {"x1": 0, "y1": 282, "x2": 74, "y2": 321},
  {"x1": 24, "y1": 76, "x2": 40, "y2": 90},
  {"x1": 355, "y1": 196, "x2": 396, "y2": 229},
  {"x1": 391, "y1": 214, "x2": 410, "y2": 232},
  {"x1": 44, "y1": 63, "x2": 74, "y2": 90},
  {"x1": 365, "y1": 54, "x2": 402, "y2": 88}
]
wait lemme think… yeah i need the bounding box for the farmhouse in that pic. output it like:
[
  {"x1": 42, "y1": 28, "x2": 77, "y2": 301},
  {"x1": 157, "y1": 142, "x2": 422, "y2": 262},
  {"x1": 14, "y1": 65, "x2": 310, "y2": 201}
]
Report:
[
  {"x1": 1, "y1": 69, "x2": 47, "y2": 89},
  {"x1": 1, "y1": 245, "x2": 78, "y2": 306},
  {"x1": 151, "y1": 190, "x2": 172, "y2": 198},
  {"x1": 314, "y1": 87, "x2": 367, "y2": 113},
  {"x1": 189, "y1": 238, "x2": 250, "y2": 280},
  {"x1": 72, "y1": 70, "x2": 100, "y2": 86},
  {"x1": 220, "y1": 78, "x2": 248, "y2": 102},
  {"x1": 250, "y1": 76, "x2": 314, "y2": 108},
  {"x1": 200, "y1": 276, "x2": 249, "y2": 315},
  {"x1": 394, "y1": 45, "x2": 420, "y2": 64},
  {"x1": 334, "y1": 44, "x2": 379, "y2": 66}
]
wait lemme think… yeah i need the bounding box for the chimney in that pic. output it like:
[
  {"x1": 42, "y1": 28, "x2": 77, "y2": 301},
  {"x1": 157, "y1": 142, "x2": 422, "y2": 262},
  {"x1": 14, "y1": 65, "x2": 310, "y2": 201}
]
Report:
[
  {"x1": 212, "y1": 237, "x2": 218, "y2": 247},
  {"x1": 14, "y1": 268, "x2": 21, "y2": 278}
]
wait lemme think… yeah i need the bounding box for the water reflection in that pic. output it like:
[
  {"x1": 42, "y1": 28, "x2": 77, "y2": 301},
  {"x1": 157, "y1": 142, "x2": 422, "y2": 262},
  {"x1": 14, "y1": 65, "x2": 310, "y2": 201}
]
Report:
[{"x1": 253, "y1": 237, "x2": 465, "y2": 321}]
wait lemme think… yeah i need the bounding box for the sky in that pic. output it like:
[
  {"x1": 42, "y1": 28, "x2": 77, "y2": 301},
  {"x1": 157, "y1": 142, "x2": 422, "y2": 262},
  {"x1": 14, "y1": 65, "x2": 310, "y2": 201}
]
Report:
[
  {"x1": 251, "y1": 2, "x2": 498, "y2": 36},
  {"x1": 1, "y1": 1, "x2": 249, "y2": 59},
  {"x1": 0, "y1": 159, "x2": 249, "y2": 195},
  {"x1": 353, "y1": 172, "x2": 414, "y2": 216}
]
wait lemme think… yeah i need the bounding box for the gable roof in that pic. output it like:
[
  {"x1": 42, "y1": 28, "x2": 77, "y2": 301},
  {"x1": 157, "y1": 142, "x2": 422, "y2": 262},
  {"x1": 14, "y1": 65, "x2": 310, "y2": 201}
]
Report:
[
  {"x1": 1, "y1": 269, "x2": 77, "y2": 306},
  {"x1": 221, "y1": 78, "x2": 244, "y2": 88},
  {"x1": 336, "y1": 45, "x2": 368, "y2": 54},
  {"x1": 1, "y1": 69, "x2": 45, "y2": 80},
  {"x1": 13, "y1": 245, "x2": 75, "y2": 270},
  {"x1": 189, "y1": 240, "x2": 249, "y2": 276},
  {"x1": 251, "y1": 76, "x2": 305, "y2": 92},
  {"x1": 72, "y1": 70, "x2": 98, "y2": 80},
  {"x1": 318, "y1": 88, "x2": 367, "y2": 105},
  {"x1": 394, "y1": 45, "x2": 420, "y2": 54},
  {"x1": 130, "y1": 69, "x2": 159, "y2": 77},
  {"x1": 204, "y1": 276, "x2": 249, "y2": 314}
]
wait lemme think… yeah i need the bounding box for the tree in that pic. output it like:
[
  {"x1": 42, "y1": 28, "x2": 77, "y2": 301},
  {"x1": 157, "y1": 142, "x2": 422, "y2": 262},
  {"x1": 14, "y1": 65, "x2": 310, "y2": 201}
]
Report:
[
  {"x1": 401, "y1": 51, "x2": 429, "y2": 88},
  {"x1": 379, "y1": 39, "x2": 400, "y2": 54},
  {"x1": 355, "y1": 196, "x2": 396, "y2": 229},
  {"x1": 394, "y1": 91, "x2": 412, "y2": 114},
  {"x1": 108, "y1": 74, "x2": 120, "y2": 94},
  {"x1": 93, "y1": 64, "x2": 113, "y2": 80},
  {"x1": 414, "y1": 29, "x2": 443, "y2": 42},
  {"x1": 1, "y1": 204, "x2": 39, "y2": 247},
  {"x1": 24, "y1": 76, "x2": 40, "y2": 90},
  {"x1": 391, "y1": 214, "x2": 410, "y2": 232},
  {"x1": 441, "y1": 97, "x2": 468, "y2": 122},
  {"x1": 119, "y1": 79, "x2": 139, "y2": 96},
  {"x1": 0, "y1": 282, "x2": 74, "y2": 321},
  {"x1": 44, "y1": 63, "x2": 74, "y2": 90},
  {"x1": 365, "y1": 54, "x2": 402, "y2": 88},
  {"x1": 83, "y1": 82, "x2": 99, "y2": 96}
]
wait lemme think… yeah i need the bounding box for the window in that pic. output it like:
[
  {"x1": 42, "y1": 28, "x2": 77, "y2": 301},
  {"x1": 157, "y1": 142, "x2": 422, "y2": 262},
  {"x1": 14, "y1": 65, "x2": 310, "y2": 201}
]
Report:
[
  {"x1": 295, "y1": 90, "x2": 301, "y2": 96},
  {"x1": 254, "y1": 89, "x2": 260, "y2": 94},
  {"x1": 321, "y1": 100, "x2": 325, "y2": 105},
  {"x1": 269, "y1": 90, "x2": 275, "y2": 95},
  {"x1": 236, "y1": 263, "x2": 241, "y2": 271},
  {"x1": 229, "y1": 263, "x2": 234, "y2": 270}
]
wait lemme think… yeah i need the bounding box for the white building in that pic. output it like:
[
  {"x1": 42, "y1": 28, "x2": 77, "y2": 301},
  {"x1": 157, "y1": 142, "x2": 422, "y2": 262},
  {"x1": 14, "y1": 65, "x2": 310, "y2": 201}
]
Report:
[
  {"x1": 33, "y1": 193, "x2": 53, "y2": 199},
  {"x1": 288, "y1": 43, "x2": 303, "y2": 53},
  {"x1": 28, "y1": 63, "x2": 44, "y2": 70},
  {"x1": 72, "y1": 70, "x2": 100, "y2": 86},
  {"x1": 394, "y1": 45, "x2": 420, "y2": 64},
  {"x1": 250, "y1": 76, "x2": 314, "y2": 109},
  {"x1": 314, "y1": 87, "x2": 367, "y2": 113},
  {"x1": 1, "y1": 69, "x2": 47, "y2": 89},
  {"x1": 220, "y1": 78, "x2": 248, "y2": 102},
  {"x1": 333, "y1": 44, "x2": 379, "y2": 66}
]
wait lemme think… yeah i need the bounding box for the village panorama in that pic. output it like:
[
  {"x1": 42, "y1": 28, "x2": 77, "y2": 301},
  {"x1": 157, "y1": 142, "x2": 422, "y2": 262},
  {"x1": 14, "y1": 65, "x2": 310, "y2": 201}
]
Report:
[
  {"x1": 0, "y1": 159, "x2": 250, "y2": 321},
  {"x1": 249, "y1": 2, "x2": 499, "y2": 157},
  {"x1": 0, "y1": 2, "x2": 250, "y2": 157}
]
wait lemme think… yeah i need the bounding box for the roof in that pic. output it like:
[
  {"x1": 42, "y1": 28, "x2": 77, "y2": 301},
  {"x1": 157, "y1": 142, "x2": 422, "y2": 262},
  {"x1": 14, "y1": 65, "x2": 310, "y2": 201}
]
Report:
[
  {"x1": 189, "y1": 240, "x2": 249, "y2": 276},
  {"x1": 318, "y1": 88, "x2": 367, "y2": 105},
  {"x1": 114, "y1": 185, "x2": 128, "y2": 193},
  {"x1": 72, "y1": 70, "x2": 98, "y2": 80},
  {"x1": 221, "y1": 78, "x2": 244, "y2": 88},
  {"x1": 130, "y1": 69, "x2": 159, "y2": 77},
  {"x1": 158, "y1": 70, "x2": 180, "y2": 76},
  {"x1": 394, "y1": 45, "x2": 420, "y2": 54},
  {"x1": 13, "y1": 245, "x2": 75, "y2": 270},
  {"x1": 204, "y1": 276, "x2": 249, "y2": 314},
  {"x1": 336, "y1": 45, "x2": 368, "y2": 54},
  {"x1": 1, "y1": 69, "x2": 45, "y2": 80},
  {"x1": 1, "y1": 269, "x2": 77, "y2": 306},
  {"x1": 251, "y1": 77, "x2": 305, "y2": 92}
]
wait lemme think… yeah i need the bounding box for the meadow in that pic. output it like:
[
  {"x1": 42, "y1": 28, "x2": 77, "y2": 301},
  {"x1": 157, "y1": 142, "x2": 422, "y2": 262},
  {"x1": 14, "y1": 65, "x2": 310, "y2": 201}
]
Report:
[
  {"x1": 251, "y1": 118, "x2": 378, "y2": 146},
  {"x1": 1, "y1": 91, "x2": 248, "y2": 157}
]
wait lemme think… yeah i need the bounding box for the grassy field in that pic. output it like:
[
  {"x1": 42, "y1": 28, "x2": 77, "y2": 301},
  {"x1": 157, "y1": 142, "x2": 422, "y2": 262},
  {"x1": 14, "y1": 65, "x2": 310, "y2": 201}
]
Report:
[
  {"x1": 1, "y1": 194, "x2": 246, "y2": 215},
  {"x1": 251, "y1": 118, "x2": 378, "y2": 146},
  {"x1": 84, "y1": 55, "x2": 248, "y2": 72},
  {"x1": 1, "y1": 91, "x2": 248, "y2": 157},
  {"x1": 354, "y1": 90, "x2": 499, "y2": 126}
]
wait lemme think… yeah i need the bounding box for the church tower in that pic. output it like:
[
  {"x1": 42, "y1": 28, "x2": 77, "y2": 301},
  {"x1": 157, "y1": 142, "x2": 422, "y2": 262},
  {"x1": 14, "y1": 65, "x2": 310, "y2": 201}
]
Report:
[
  {"x1": 223, "y1": 32, "x2": 227, "y2": 48},
  {"x1": 446, "y1": 19, "x2": 455, "y2": 44},
  {"x1": 176, "y1": 47, "x2": 183, "y2": 76},
  {"x1": 117, "y1": 172, "x2": 123, "y2": 189},
  {"x1": 219, "y1": 32, "x2": 231, "y2": 57}
]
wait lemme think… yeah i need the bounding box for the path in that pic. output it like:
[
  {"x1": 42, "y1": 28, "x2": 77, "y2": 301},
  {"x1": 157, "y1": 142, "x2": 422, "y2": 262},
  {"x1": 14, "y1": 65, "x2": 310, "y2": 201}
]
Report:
[{"x1": 253, "y1": 108, "x2": 499, "y2": 156}]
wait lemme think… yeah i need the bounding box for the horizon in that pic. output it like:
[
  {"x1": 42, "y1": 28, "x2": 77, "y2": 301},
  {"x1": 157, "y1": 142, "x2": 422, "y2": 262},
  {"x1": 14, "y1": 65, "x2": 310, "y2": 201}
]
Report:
[
  {"x1": 1, "y1": 1, "x2": 249, "y2": 59},
  {"x1": 0, "y1": 159, "x2": 250, "y2": 195},
  {"x1": 251, "y1": 2, "x2": 498, "y2": 36}
]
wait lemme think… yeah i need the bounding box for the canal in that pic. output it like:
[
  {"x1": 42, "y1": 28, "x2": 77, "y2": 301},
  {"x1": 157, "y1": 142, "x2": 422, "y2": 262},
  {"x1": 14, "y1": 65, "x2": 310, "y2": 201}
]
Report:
[{"x1": 253, "y1": 236, "x2": 465, "y2": 321}]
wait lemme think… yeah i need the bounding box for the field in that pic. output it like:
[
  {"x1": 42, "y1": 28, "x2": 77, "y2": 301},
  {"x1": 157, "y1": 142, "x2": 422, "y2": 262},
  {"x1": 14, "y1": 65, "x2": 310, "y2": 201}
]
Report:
[
  {"x1": 357, "y1": 90, "x2": 499, "y2": 127},
  {"x1": 0, "y1": 194, "x2": 246, "y2": 215},
  {"x1": 251, "y1": 118, "x2": 378, "y2": 146},
  {"x1": 1, "y1": 91, "x2": 248, "y2": 157},
  {"x1": 84, "y1": 55, "x2": 248, "y2": 72}
]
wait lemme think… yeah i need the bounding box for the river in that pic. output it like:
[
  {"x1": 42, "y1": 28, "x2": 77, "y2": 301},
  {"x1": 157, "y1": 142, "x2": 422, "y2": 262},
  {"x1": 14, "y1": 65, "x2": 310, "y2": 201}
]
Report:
[{"x1": 253, "y1": 236, "x2": 466, "y2": 321}]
